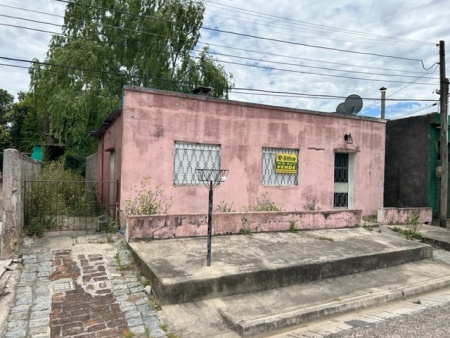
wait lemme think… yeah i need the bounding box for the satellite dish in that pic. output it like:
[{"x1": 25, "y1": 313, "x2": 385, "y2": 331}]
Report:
[
  {"x1": 336, "y1": 103, "x2": 347, "y2": 114},
  {"x1": 344, "y1": 94, "x2": 363, "y2": 115}
]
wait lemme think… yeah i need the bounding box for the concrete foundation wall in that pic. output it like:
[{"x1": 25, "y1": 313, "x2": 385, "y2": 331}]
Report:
[
  {"x1": 1, "y1": 149, "x2": 41, "y2": 258},
  {"x1": 126, "y1": 209, "x2": 362, "y2": 241},
  {"x1": 377, "y1": 207, "x2": 432, "y2": 225}
]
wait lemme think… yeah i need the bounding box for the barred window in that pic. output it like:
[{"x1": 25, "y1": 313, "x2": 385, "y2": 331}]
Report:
[
  {"x1": 261, "y1": 147, "x2": 299, "y2": 186},
  {"x1": 173, "y1": 142, "x2": 221, "y2": 185}
]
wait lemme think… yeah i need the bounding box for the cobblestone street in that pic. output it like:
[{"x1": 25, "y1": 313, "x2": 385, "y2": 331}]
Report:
[{"x1": 4, "y1": 234, "x2": 166, "y2": 338}]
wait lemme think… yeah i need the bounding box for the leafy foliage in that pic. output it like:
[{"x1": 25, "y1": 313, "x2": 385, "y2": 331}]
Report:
[
  {"x1": 25, "y1": 161, "x2": 102, "y2": 236},
  {"x1": 29, "y1": 0, "x2": 234, "y2": 158},
  {"x1": 247, "y1": 192, "x2": 282, "y2": 212},
  {"x1": 124, "y1": 177, "x2": 173, "y2": 215},
  {"x1": 215, "y1": 201, "x2": 235, "y2": 212}
]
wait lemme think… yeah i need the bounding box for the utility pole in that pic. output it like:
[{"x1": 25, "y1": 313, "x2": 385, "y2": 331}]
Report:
[{"x1": 439, "y1": 40, "x2": 448, "y2": 227}]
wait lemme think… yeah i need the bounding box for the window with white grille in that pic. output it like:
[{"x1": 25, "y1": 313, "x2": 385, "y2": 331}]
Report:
[
  {"x1": 261, "y1": 147, "x2": 299, "y2": 186},
  {"x1": 173, "y1": 142, "x2": 221, "y2": 185}
]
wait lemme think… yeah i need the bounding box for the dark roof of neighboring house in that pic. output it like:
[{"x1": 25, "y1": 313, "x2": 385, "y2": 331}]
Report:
[{"x1": 89, "y1": 108, "x2": 122, "y2": 138}]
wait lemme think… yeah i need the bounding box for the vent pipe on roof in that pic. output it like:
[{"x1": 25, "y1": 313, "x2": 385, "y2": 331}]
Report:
[{"x1": 380, "y1": 87, "x2": 387, "y2": 119}]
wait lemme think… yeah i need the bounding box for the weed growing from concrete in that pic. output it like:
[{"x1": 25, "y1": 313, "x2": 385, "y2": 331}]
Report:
[
  {"x1": 148, "y1": 301, "x2": 162, "y2": 311},
  {"x1": 318, "y1": 236, "x2": 334, "y2": 242},
  {"x1": 117, "y1": 263, "x2": 133, "y2": 271},
  {"x1": 392, "y1": 226, "x2": 422, "y2": 240},
  {"x1": 240, "y1": 228, "x2": 251, "y2": 235},
  {"x1": 123, "y1": 331, "x2": 135, "y2": 338},
  {"x1": 363, "y1": 225, "x2": 374, "y2": 231},
  {"x1": 215, "y1": 201, "x2": 235, "y2": 212},
  {"x1": 246, "y1": 192, "x2": 281, "y2": 212},
  {"x1": 413, "y1": 299, "x2": 422, "y2": 305},
  {"x1": 288, "y1": 221, "x2": 299, "y2": 234}
]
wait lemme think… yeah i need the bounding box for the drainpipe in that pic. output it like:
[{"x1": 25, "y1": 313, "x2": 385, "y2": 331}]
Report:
[{"x1": 380, "y1": 87, "x2": 387, "y2": 119}]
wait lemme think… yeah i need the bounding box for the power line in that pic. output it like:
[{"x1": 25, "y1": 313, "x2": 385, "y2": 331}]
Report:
[
  {"x1": 204, "y1": 0, "x2": 433, "y2": 46},
  {"x1": 216, "y1": 59, "x2": 437, "y2": 86},
  {"x1": 231, "y1": 87, "x2": 438, "y2": 102},
  {"x1": 1, "y1": 20, "x2": 437, "y2": 86},
  {"x1": 201, "y1": 50, "x2": 439, "y2": 80},
  {"x1": 2, "y1": 3, "x2": 436, "y2": 77},
  {"x1": 0, "y1": 58, "x2": 437, "y2": 104},
  {"x1": 391, "y1": 103, "x2": 438, "y2": 120},
  {"x1": 54, "y1": 0, "x2": 436, "y2": 69}
]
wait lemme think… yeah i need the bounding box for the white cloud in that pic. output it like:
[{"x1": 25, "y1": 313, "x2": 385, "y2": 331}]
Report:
[{"x1": 0, "y1": 0, "x2": 448, "y2": 120}]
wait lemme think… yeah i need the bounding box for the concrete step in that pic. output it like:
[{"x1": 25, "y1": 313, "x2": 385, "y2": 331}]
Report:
[
  {"x1": 128, "y1": 227, "x2": 432, "y2": 305},
  {"x1": 159, "y1": 254, "x2": 450, "y2": 337}
]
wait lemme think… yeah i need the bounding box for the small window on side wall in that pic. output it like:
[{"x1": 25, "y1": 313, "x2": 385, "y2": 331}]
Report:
[
  {"x1": 262, "y1": 147, "x2": 299, "y2": 186},
  {"x1": 173, "y1": 142, "x2": 221, "y2": 185}
]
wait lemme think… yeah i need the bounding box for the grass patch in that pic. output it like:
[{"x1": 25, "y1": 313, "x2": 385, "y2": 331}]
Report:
[
  {"x1": 240, "y1": 228, "x2": 251, "y2": 235},
  {"x1": 288, "y1": 221, "x2": 299, "y2": 234},
  {"x1": 391, "y1": 226, "x2": 422, "y2": 240},
  {"x1": 319, "y1": 236, "x2": 334, "y2": 242}
]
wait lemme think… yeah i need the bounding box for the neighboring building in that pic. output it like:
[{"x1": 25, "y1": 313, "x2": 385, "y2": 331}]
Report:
[
  {"x1": 90, "y1": 86, "x2": 386, "y2": 217},
  {"x1": 384, "y1": 113, "x2": 444, "y2": 218}
]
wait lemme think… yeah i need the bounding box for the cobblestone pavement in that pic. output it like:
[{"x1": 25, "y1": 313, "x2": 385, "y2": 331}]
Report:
[{"x1": 4, "y1": 236, "x2": 167, "y2": 338}]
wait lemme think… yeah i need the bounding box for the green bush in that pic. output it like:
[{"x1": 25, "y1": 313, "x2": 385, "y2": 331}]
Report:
[
  {"x1": 247, "y1": 192, "x2": 281, "y2": 212},
  {"x1": 124, "y1": 177, "x2": 173, "y2": 215},
  {"x1": 25, "y1": 160, "x2": 102, "y2": 234}
]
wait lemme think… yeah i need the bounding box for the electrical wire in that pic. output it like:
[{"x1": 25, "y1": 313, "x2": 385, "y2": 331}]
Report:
[
  {"x1": 0, "y1": 58, "x2": 438, "y2": 104},
  {"x1": 54, "y1": 0, "x2": 436, "y2": 69},
  {"x1": 391, "y1": 103, "x2": 438, "y2": 120},
  {"x1": 215, "y1": 59, "x2": 437, "y2": 86},
  {"x1": 1, "y1": 3, "x2": 437, "y2": 76},
  {"x1": 204, "y1": 0, "x2": 433, "y2": 46}
]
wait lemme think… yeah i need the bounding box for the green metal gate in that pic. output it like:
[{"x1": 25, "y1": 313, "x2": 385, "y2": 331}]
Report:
[{"x1": 24, "y1": 180, "x2": 117, "y2": 233}]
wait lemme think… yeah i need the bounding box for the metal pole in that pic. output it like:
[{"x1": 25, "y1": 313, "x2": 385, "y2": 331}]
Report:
[
  {"x1": 206, "y1": 180, "x2": 213, "y2": 266},
  {"x1": 380, "y1": 87, "x2": 386, "y2": 119},
  {"x1": 439, "y1": 40, "x2": 448, "y2": 227}
]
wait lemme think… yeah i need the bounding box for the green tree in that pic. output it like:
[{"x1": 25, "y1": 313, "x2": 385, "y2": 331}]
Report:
[
  {"x1": 0, "y1": 89, "x2": 14, "y2": 152},
  {"x1": 29, "y1": 0, "x2": 234, "y2": 159},
  {"x1": 6, "y1": 92, "x2": 43, "y2": 152}
]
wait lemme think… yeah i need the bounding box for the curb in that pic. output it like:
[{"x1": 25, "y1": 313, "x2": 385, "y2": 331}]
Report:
[{"x1": 219, "y1": 275, "x2": 450, "y2": 337}]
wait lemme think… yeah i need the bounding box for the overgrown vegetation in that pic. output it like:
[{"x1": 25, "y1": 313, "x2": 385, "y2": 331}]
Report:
[
  {"x1": 24, "y1": 161, "x2": 103, "y2": 237},
  {"x1": 391, "y1": 211, "x2": 422, "y2": 240},
  {"x1": 246, "y1": 192, "x2": 281, "y2": 212},
  {"x1": 124, "y1": 177, "x2": 173, "y2": 215},
  {"x1": 215, "y1": 201, "x2": 235, "y2": 212},
  {"x1": 391, "y1": 226, "x2": 422, "y2": 240}
]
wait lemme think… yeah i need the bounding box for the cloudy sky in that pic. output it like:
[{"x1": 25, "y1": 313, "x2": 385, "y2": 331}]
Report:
[{"x1": 0, "y1": 0, "x2": 449, "y2": 119}]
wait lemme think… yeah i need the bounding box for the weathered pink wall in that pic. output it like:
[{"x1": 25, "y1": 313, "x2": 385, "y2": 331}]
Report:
[
  {"x1": 126, "y1": 210, "x2": 362, "y2": 241},
  {"x1": 377, "y1": 207, "x2": 432, "y2": 225},
  {"x1": 97, "y1": 112, "x2": 123, "y2": 211},
  {"x1": 115, "y1": 87, "x2": 385, "y2": 216}
]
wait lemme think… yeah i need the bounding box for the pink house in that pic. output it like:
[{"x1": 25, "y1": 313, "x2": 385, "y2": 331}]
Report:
[{"x1": 90, "y1": 86, "x2": 385, "y2": 223}]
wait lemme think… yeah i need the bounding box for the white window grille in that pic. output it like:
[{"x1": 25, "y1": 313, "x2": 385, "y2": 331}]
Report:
[
  {"x1": 173, "y1": 142, "x2": 221, "y2": 185},
  {"x1": 261, "y1": 147, "x2": 299, "y2": 186}
]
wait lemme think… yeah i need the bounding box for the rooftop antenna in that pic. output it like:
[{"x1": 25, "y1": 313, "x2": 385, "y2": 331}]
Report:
[{"x1": 336, "y1": 94, "x2": 364, "y2": 115}]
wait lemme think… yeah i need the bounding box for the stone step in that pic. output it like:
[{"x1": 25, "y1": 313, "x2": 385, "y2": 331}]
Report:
[{"x1": 128, "y1": 227, "x2": 432, "y2": 305}]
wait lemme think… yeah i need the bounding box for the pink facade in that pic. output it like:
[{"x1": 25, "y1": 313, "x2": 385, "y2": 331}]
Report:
[{"x1": 94, "y1": 87, "x2": 386, "y2": 217}]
